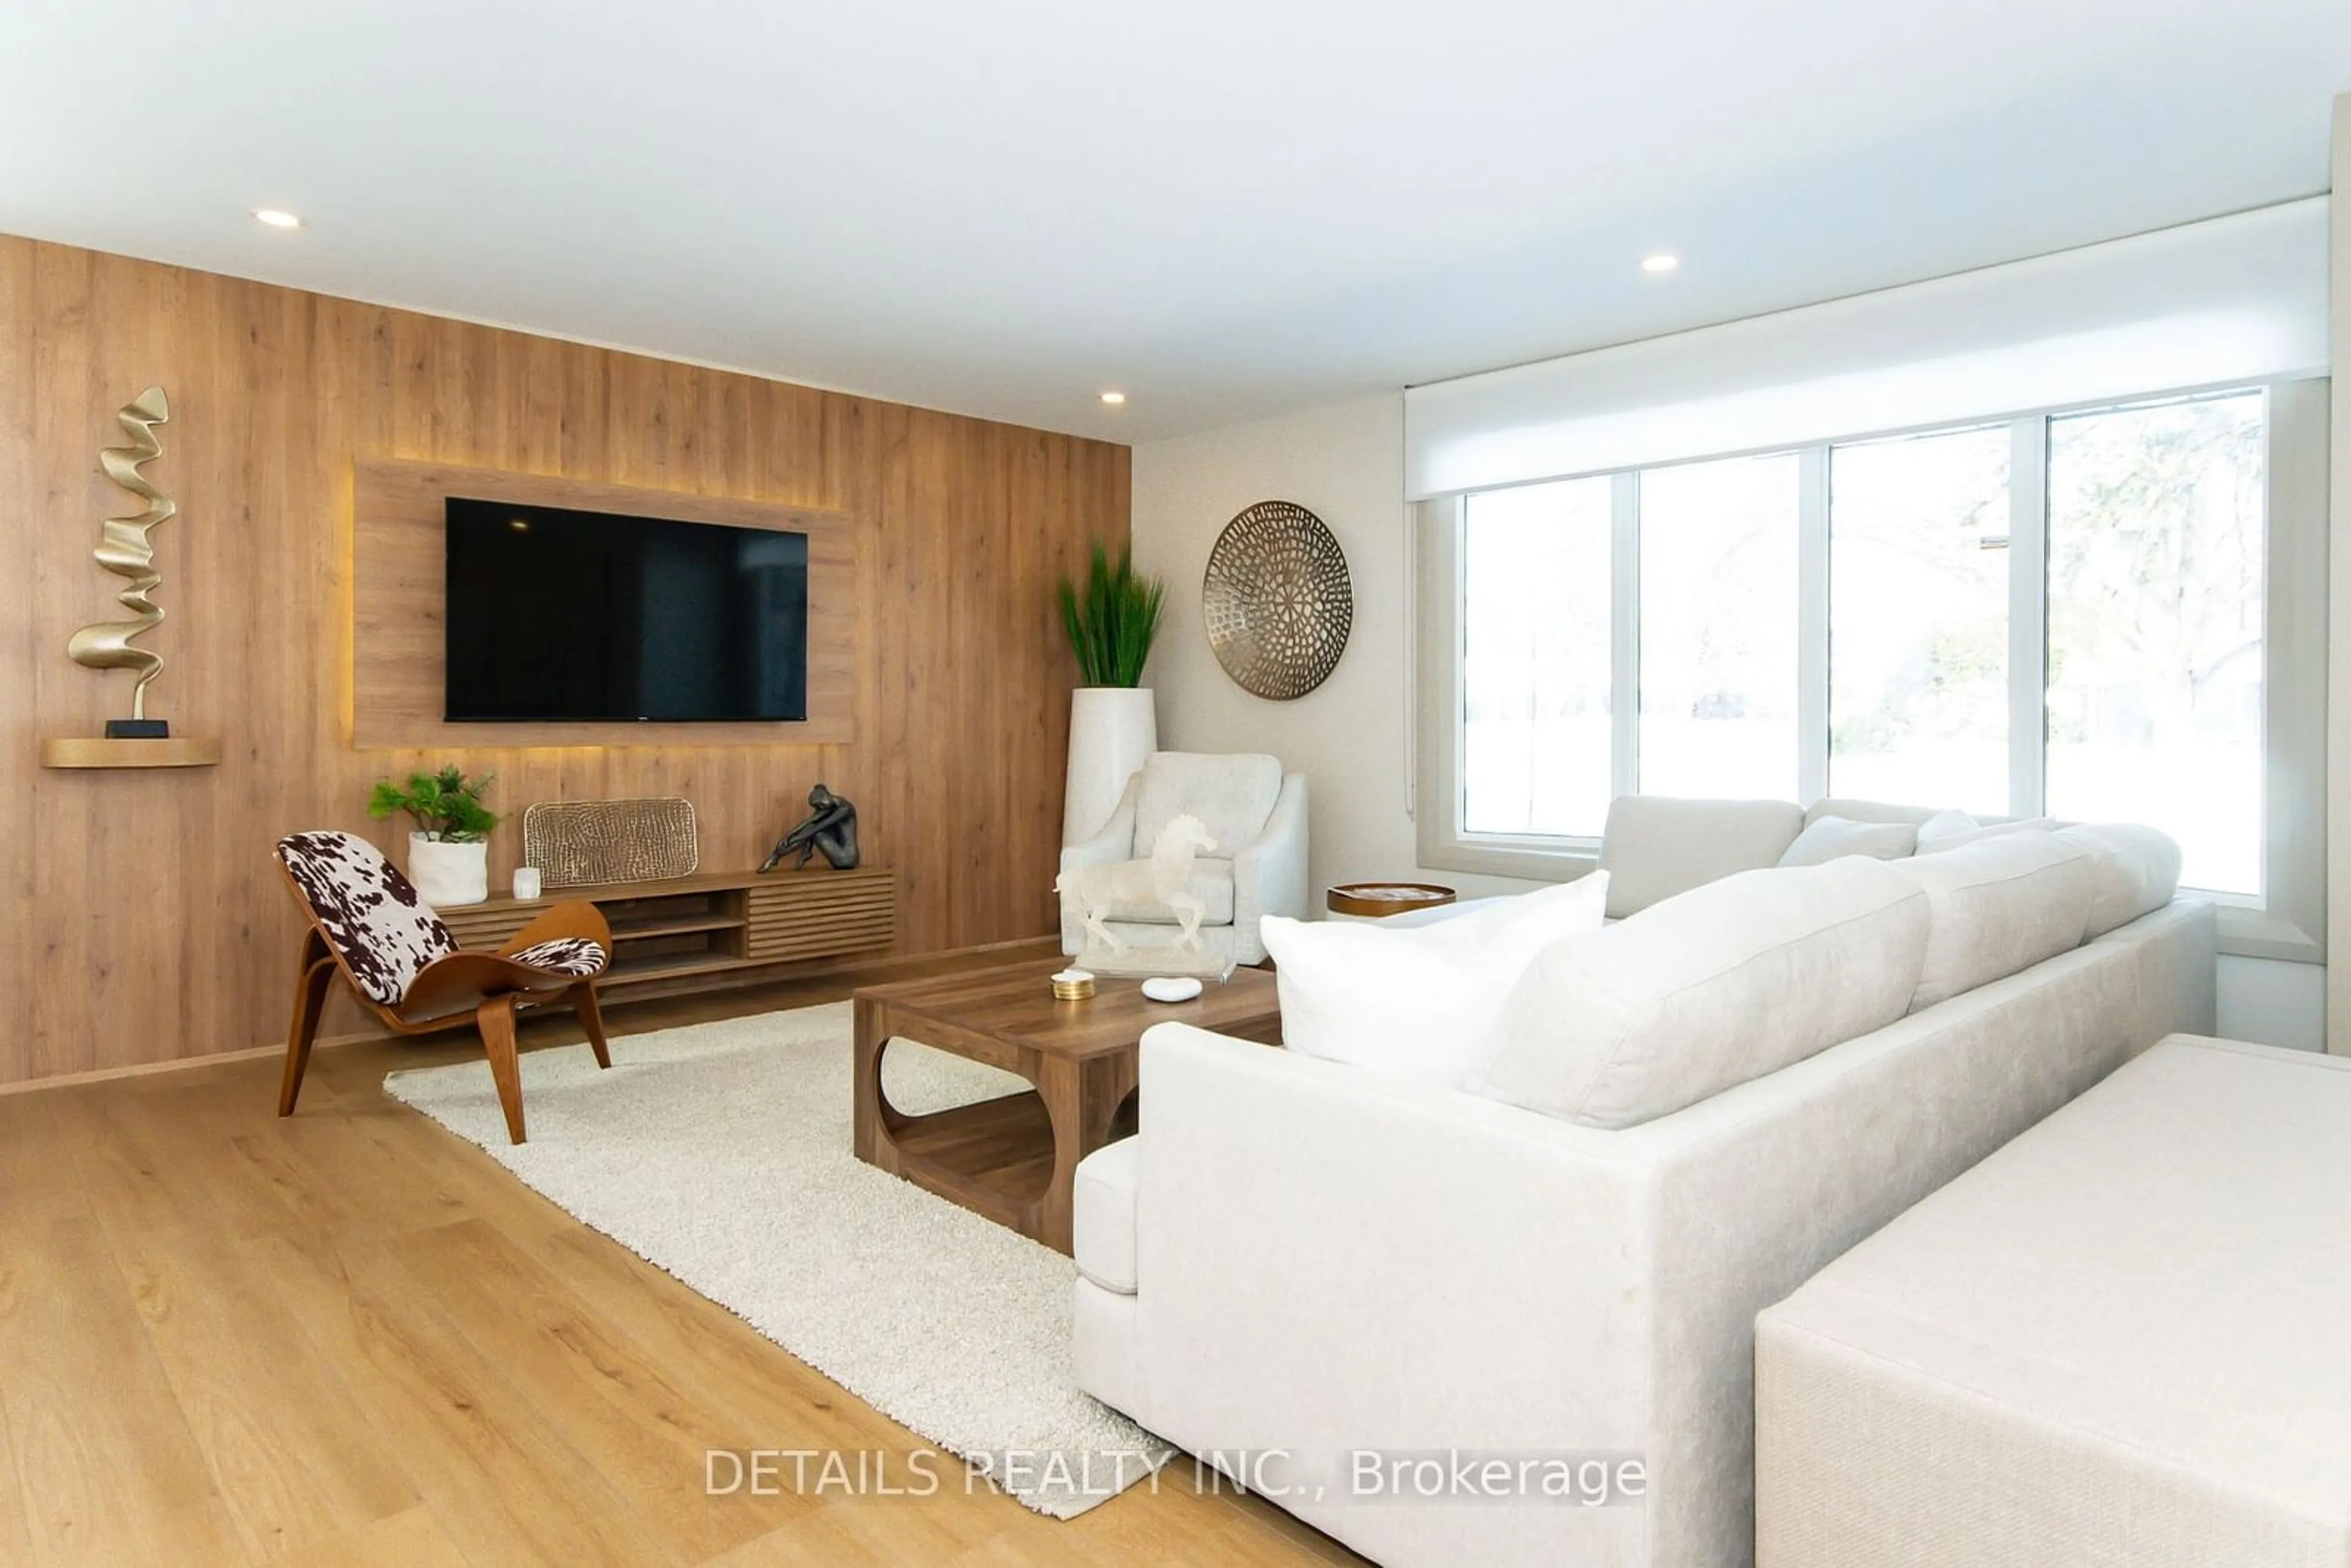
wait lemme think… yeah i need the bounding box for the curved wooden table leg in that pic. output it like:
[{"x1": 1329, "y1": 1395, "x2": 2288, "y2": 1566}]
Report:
[
  {"x1": 571, "y1": 981, "x2": 612, "y2": 1070},
  {"x1": 476, "y1": 996, "x2": 527, "y2": 1145},
  {"x1": 1034, "y1": 1051, "x2": 1136, "y2": 1255},
  {"x1": 853, "y1": 997, "x2": 906, "y2": 1167},
  {"x1": 279, "y1": 931, "x2": 336, "y2": 1117}
]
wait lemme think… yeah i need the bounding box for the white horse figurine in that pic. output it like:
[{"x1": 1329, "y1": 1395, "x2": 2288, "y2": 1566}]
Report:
[{"x1": 1056, "y1": 814, "x2": 1218, "y2": 953}]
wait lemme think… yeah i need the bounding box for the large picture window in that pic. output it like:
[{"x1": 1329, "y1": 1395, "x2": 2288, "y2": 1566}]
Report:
[
  {"x1": 1640, "y1": 454, "x2": 1801, "y2": 801},
  {"x1": 1440, "y1": 382, "x2": 2312, "y2": 913},
  {"x1": 1461, "y1": 477, "x2": 1613, "y2": 836},
  {"x1": 1828, "y1": 425, "x2": 2011, "y2": 816},
  {"x1": 2043, "y1": 391, "x2": 2266, "y2": 894}
]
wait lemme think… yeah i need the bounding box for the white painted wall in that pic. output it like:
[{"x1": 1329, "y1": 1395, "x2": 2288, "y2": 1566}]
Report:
[
  {"x1": 2217, "y1": 956, "x2": 2327, "y2": 1051},
  {"x1": 2328, "y1": 90, "x2": 2350, "y2": 1055},
  {"x1": 1131, "y1": 394, "x2": 1534, "y2": 907},
  {"x1": 1131, "y1": 391, "x2": 2325, "y2": 1048}
]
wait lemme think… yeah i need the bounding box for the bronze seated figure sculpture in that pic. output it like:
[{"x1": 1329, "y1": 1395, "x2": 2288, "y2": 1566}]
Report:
[{"x1": 761, "y1": 783, "x2": 860, "y2": 871}]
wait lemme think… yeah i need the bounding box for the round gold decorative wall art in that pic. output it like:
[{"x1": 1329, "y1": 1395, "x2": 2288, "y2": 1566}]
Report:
[{"x1": 1201, "y1": 500, "x2": 1353, "y2": 700}]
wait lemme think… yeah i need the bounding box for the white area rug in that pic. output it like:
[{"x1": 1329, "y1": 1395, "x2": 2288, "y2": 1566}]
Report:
[{"x1": 382, "y1": 1001, "x2": 1170, "y2": 1517}]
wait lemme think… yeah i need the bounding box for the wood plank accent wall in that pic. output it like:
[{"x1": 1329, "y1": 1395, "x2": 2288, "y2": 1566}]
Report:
[
  {"x1": 0, "y1": 236, "x2": 1128, "y2": 1087},
  {"x1": 350, "y1": 459, "x2": 863, "y2": 748}
]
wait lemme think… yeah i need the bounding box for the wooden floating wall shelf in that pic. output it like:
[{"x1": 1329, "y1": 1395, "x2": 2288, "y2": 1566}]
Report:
[{"x1": 40, "y1": 737, "x2": 223, "y2": 769}]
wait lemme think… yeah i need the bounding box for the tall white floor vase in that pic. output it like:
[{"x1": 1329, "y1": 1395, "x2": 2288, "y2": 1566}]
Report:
[{"x1": 1063, "y1": 687, "x2": 1157, "y2": 846}]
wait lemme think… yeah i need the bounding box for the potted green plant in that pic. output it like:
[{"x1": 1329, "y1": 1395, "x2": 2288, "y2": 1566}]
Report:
[
  {"x1": 369, "y1": 765, "x2": 498, "y2": 906},
  {"x1": 1056, "y1": 542, "x2": 1164, "y2": 845}
]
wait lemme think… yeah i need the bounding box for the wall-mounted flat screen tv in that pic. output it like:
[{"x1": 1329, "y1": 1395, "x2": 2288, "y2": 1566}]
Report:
[{"x1": 444, "y1": 498, "x2": 809, "y2": 722}]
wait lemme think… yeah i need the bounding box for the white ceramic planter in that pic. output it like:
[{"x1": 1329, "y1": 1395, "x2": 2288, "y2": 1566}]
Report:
[
  {"x1": 1063, "y1": 686, "x2": 1157, "y2": 846},
  {"x1": 408, "y1": 832, "x2": 489, "y2": 907}
]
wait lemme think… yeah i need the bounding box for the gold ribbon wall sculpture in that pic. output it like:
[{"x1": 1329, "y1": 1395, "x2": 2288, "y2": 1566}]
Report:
[{"x1": 66, "y1": 385, "x2": 174, "y2": 722}]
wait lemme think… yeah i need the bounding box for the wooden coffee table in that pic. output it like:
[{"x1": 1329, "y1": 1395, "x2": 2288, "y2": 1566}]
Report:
[{"x1": 852, "y1": 957, "x2": 1282, "y2": 1253}]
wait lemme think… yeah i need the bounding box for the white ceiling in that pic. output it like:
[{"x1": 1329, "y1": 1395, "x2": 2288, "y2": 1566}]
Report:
[{"x1": 3, "y1": 1, "x2": 2346, "y2": 443}]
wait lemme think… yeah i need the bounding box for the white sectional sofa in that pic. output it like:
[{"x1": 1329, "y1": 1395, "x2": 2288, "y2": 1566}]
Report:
[
  {"x1": 1756, "y1": 1035, "x2": 2351, "y2": 1568},
  {"x1": 1071, "y1": 796, "x2": 2218, "y2": 1568}
]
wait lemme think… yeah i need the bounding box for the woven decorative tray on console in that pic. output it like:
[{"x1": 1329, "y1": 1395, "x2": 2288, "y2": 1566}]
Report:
[{"x1": 522, "y1": 797, "x2": 700, "y2": 889}]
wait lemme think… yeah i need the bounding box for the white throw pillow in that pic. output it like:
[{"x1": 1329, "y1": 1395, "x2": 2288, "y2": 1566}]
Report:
[
  {"x1": 1883, "y1": 832, "x2": 2099, "y2": 1011},
  {"x1": 1262, "y1": 873, "x2": 1611, "y2": 1086},
  {"x1": 1378, "y1": 895, "x2": 1516, "y2": 929},
  {"x1": 1916, "y1": 811, "x2": 2053, "y2": 852},
  {"x1": 1804, "y1": 798, "x2": 1944, "y2": 829},
  {"x1": 1467, "y1": 859, "x2": 1930, "y2": 1130},
  {"x1": 1596, "y1": 796, "x2": 1806, "y2": 917},
  {"x1": 2057, "y1": 823, "x2": 2183, "y2": 937},
  {"x1": 1777, "y1": 815, "x2": 1917, "y2": 866},
  {"x1": 1913, "y1": 809, "x2": 1979, "y2": 848}
]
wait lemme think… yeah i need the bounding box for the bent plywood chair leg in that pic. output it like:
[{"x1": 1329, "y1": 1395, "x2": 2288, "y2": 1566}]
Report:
[
  {"x1": 571, "y1": 981, "x2": 612, "y2": 1070},
  {"x1": 476, "y1": 996, "x2": 527, "y2": 1145},
  {"x1": 279, "y1": 932, "x2": 336, "y2": 1117}
]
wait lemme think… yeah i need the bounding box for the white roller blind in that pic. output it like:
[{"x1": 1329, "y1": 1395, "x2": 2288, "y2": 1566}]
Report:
[{"x1": 1404, "y1": 198, "x2": 2330, "y2": 500}]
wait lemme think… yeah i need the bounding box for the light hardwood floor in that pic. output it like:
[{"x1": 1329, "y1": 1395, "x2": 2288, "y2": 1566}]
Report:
[{"x1": 0, "y1": 948, "x2": 1364, "y2": 1567}]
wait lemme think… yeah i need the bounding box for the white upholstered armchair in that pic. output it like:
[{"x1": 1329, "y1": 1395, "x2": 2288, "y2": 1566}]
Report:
[{"x1": 1059, "y1": 751, "x2": 1308, "y2": 966}]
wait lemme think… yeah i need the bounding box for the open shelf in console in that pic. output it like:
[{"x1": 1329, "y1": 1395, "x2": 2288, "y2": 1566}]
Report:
[
  {"x1": 433, "y1": 866, "x2": 895, "y2": 996},
  {"x1": 607, "y1": 911, "x2": 749, "y2": 943}
]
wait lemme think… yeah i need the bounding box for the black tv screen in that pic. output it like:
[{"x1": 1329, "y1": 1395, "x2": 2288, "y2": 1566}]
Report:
[{"x1": 444, "y1": 498, "x2": 809, "y2": 722}]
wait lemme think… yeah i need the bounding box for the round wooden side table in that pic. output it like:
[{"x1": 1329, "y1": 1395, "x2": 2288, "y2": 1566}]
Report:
[{"x1": 1325, "y1": 882, "x2": 1457, "y2": 920}]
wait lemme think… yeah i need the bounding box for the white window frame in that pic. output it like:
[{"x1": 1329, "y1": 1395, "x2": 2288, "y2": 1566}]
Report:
[{"x1": 1415, "y1": 376, "x2": 2329, "y2": 962}]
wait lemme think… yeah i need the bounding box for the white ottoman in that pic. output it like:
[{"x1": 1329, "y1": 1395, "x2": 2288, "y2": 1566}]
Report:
[{"x1": 1757, "y1": 1035, "x2": 2351, "y2": 1568}]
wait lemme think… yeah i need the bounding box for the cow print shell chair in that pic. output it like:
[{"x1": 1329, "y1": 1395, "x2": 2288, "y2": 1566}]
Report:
[{"x1": 274, "y1": 830, "x2": 613, "y2": 1144}]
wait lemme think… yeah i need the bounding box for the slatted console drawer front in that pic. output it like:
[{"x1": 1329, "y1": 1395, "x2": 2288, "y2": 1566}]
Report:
[
  {"x1": 440, "y1": 907, "x2": 535, "y2": 951},
  {"x1": 744, "y1": 870, "x2": 896, "y2": 962}
]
